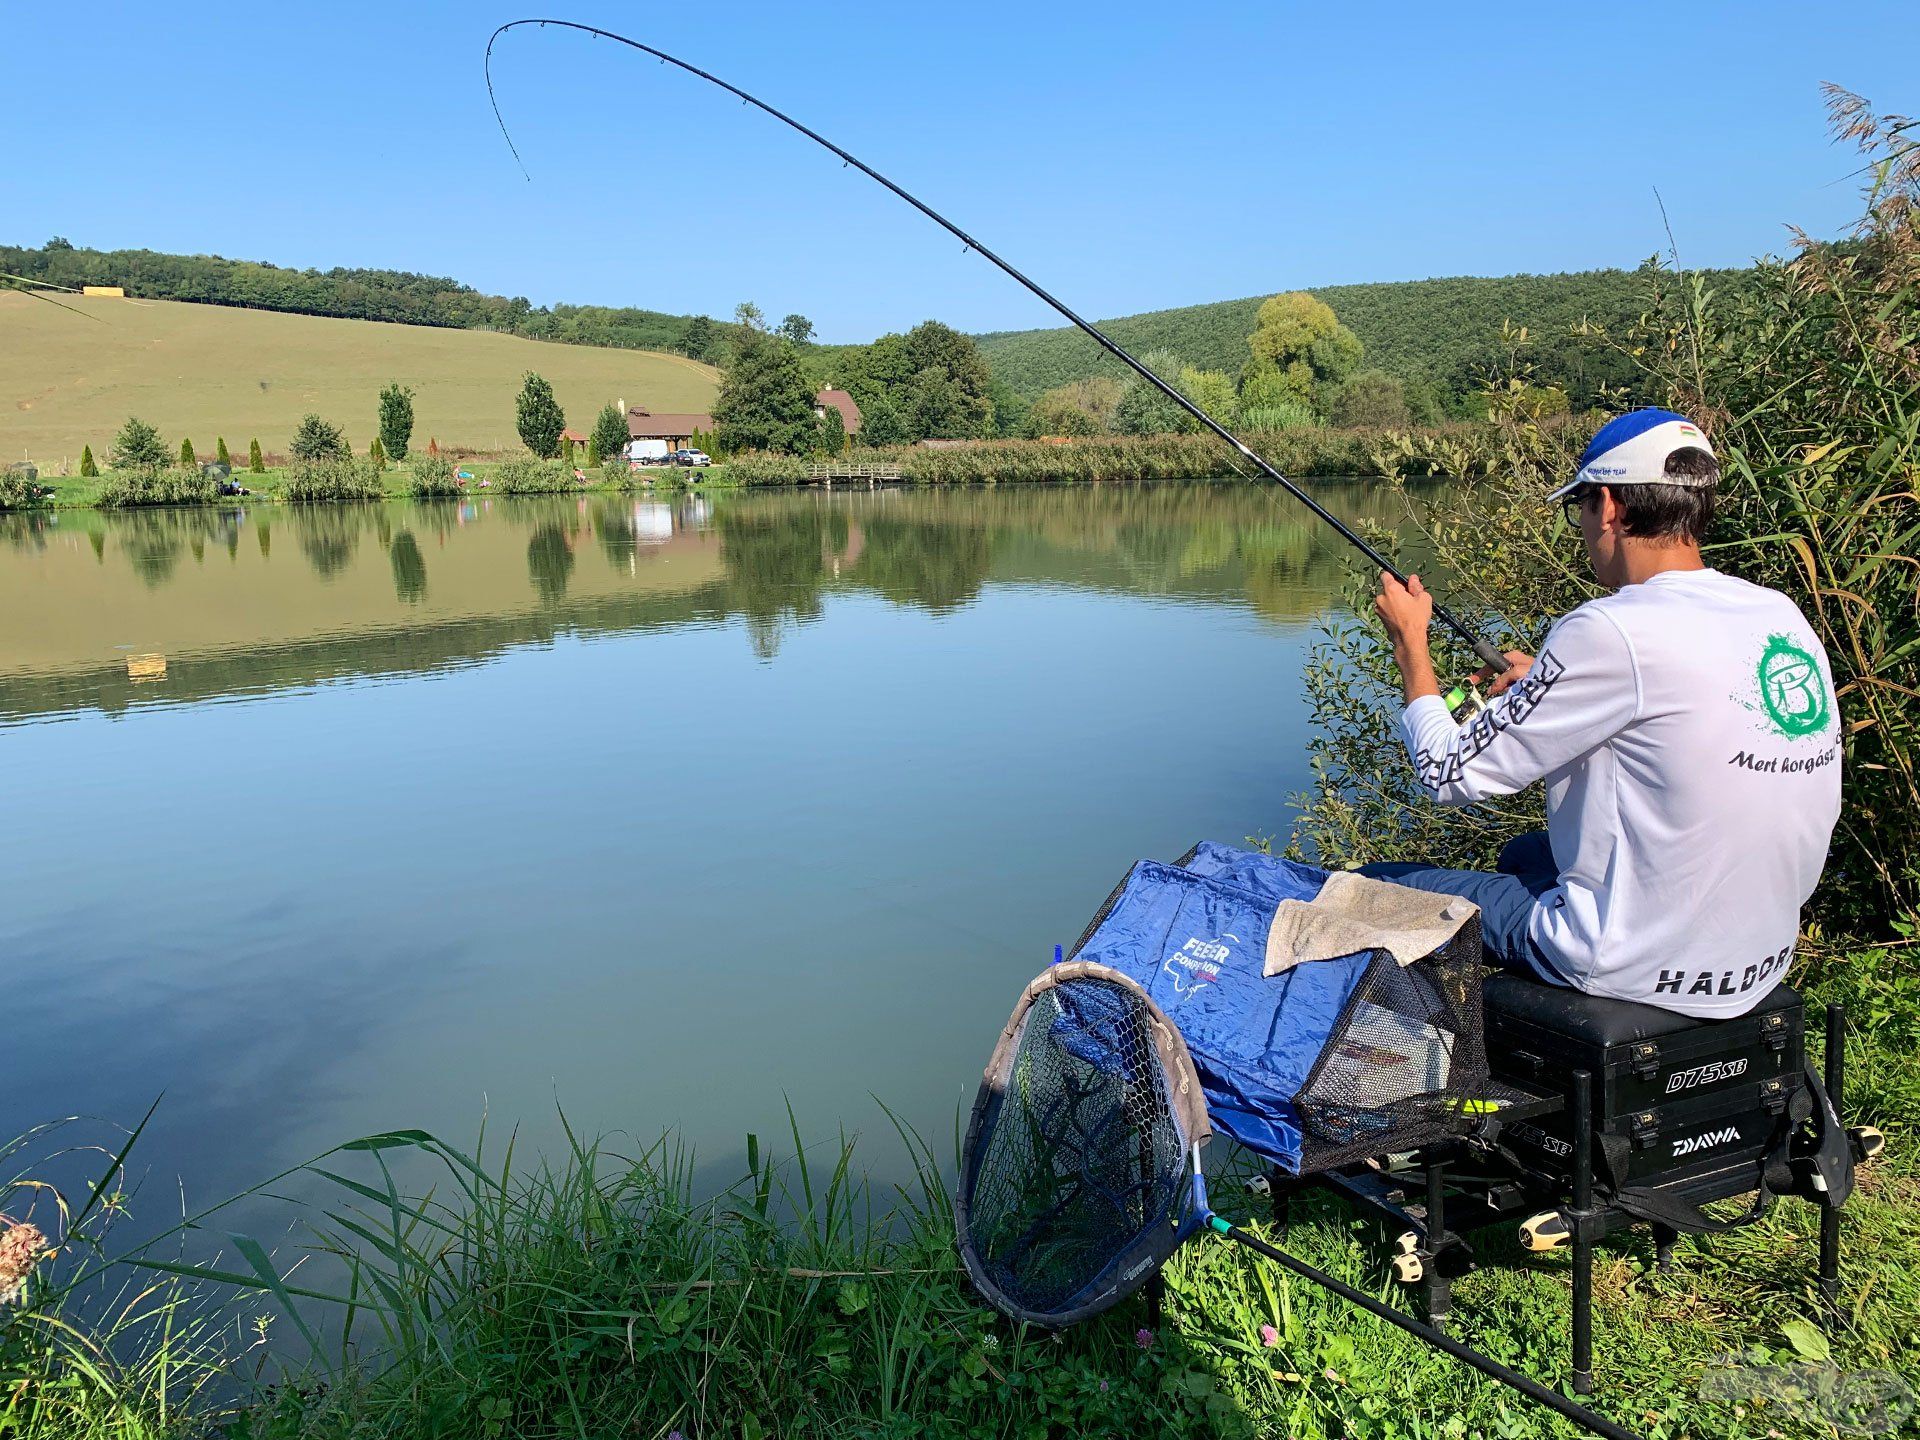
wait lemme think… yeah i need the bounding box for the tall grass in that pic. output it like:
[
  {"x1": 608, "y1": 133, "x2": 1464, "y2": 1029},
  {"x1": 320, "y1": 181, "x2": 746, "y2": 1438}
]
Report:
[
  {"x1": 4, "y1": 1095, "x2": 1915, "y2": 1439},
  {"x1": 724, "y1": 427, "x2": 1474, "y2": 488},
  {"x1": 282, "y1": 457, "x2": 385, "y2": 504},
  {"x1": 1, "y1": 1111, "x2": 248, "y2": 1439},
  {"x1": 404, "y1": 452, "x2": 462, "y2": 498},
  {"x1": 94, "y1": 466, "x2": 222, "y2": 508}
]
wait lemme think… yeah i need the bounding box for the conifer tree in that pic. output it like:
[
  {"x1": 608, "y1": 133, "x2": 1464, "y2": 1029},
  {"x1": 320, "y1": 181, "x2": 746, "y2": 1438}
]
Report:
[
  {"x1": 378, "y1": 382, "x2": 415, "y2": 461},
  {"x1": 216, "y1": 436, "x2": 231, "y2": 467},
  {"x1": 80, "y1": 445, "x2": 98, "y2": 478},
  {"x1": 248, "y1": 438, "x2": 265, "y2": 473},
  {"x1": 179, "y1": 437, "x2": 196, "y2": 466},
  {"x1": 585, "y1": 437, "x2": 600, "y2": 467},
  {"x1": 370, "y1": 436, "x2": 387, "y2": 468},
  {"x1": 514, "y1": 372, "x2": 566, "y2": 459}
]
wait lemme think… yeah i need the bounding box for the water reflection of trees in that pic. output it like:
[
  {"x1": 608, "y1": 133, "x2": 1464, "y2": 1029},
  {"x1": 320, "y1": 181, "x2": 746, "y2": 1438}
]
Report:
[
  {"x1": 389, "y1": 531, "x2": 427, "y2": 604},
  {"x1": 708, "y1": 481, "x2": 1414, "y2": 632},
  {"x1": 291, "y1": 507, "x2": 363, "y2": 581},
  {"x1": 717, "y1": 508, "x2": 829, "y2": 659},
  {"x1": 849, "y1": 516, "x2": 990, "y2": 613},
  {"x1": 526, "y1": 523, "x2": 575, "y2": 605}
]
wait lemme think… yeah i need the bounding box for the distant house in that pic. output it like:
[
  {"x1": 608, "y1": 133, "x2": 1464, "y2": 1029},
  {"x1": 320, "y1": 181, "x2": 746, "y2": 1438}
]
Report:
[
  {"x1": 626, "y1": 408, "x2": 715, "y2": 451},
  {"x1": 814, "y1": 388, "x2": 862, "y2": 437},
  {"x1": 560, "y1": 428, "x2": 590, "y2": 453}
]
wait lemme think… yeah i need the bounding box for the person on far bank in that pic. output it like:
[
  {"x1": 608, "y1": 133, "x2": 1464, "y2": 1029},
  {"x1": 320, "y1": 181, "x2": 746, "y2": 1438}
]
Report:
[{"x1": 1367, "y1": 409, "x2": 1841, "y2": 1018}]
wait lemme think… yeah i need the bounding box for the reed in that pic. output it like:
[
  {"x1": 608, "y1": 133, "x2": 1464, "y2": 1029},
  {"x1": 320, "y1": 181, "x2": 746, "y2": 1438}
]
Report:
[
  {"x1": 94, "y1": 466, "x2": 222, "y2": 508},
  {"x1": 282, "y1": 457, "x2": 385, "y2": 504}
]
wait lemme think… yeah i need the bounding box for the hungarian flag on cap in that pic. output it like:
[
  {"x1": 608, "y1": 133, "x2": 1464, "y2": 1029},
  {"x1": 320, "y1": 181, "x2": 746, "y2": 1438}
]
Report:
[{"x1": 1547, "y1": 409, "x2": 1716, "y2": 500}]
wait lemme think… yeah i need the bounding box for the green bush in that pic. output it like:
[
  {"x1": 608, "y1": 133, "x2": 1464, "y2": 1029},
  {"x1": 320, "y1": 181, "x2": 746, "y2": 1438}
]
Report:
[
  {"x1": 494, "y1": 456, "x2": 580, "y2": 494},
  {"x1": 282, "y1": 456, "x2": 385, "y2": 503},
  {"x1": 215, "y1": 436, "x2": 231, "y2": 467},
  {"x1": 79, "y1": 444, "x2": 98, "y2": 478},
  {"x1": 248, "y1": 438, "x2": 265, "y2": 473},
  {"x1": 0, "y1": 471, "x2": 48, "y2": 509},
  {"x1": 406, "y1": 452, "x2": 462, "y2": 498},
  {"x1": 96, "y1": 466, "x2": 222, "y2": 507}
]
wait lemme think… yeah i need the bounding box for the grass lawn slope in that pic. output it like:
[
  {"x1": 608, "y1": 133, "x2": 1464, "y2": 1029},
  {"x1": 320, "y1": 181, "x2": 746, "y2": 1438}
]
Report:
[{"x1": 0, "y1": 293, "x2": 719, "y2": 465}]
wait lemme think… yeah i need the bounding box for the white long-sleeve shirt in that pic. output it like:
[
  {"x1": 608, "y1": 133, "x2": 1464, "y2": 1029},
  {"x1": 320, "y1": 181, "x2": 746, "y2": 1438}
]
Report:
[{"x1": 1400, "y1": 568, "x2": 1841, "y2": 1017}]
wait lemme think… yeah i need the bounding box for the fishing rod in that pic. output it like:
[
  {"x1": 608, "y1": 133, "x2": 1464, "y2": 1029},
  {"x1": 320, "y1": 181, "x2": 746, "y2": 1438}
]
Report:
[{"x1": 483, "y1": 19, "x2": 1509, "y2": 676}]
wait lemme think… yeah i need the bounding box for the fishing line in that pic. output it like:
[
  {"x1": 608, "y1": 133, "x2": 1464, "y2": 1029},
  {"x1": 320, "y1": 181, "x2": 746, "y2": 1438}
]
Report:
[{"x1": 483, "y1": 18, "x2": 1508, "y2": 673}]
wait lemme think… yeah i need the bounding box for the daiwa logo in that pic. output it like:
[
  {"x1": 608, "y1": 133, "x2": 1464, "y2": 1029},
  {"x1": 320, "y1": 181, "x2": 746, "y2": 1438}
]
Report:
[
  {"x1": 1673, "y1": 1125, "x2": 1742, "y2": 1158},
  {"x1": 1665, "y1": 1058, "x2": 1748, "y2": 1094},
  {"x1": 1163, "y1": 935, "x2": 1234, "y2": 997}
]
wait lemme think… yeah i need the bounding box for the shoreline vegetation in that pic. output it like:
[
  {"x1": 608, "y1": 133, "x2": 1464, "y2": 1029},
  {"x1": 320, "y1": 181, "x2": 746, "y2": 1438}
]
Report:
[
  {"x1": 6, "y1": 1047, "x2": 1915, "y2": 1440},
  {"x1": 3, "y1": 424, "x2": 1474, "y2": 512}
]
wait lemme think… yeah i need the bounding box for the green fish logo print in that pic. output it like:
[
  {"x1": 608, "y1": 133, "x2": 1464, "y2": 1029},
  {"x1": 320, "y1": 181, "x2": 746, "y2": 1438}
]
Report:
[{"x1": 1757, "y1": 634, "x2": 1832, "y2": 738}]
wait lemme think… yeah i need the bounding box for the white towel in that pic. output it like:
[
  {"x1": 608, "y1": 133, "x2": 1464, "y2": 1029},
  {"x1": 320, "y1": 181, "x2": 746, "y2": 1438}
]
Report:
[{"x1": 1264, "y1": 871, "x2": 1478, "y2": 975}]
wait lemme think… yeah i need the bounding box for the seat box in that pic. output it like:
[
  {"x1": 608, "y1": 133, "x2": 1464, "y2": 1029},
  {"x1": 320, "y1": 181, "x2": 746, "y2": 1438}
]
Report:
[{"x1": 1486, "y1": 977, "x2": 1804, "y2": 1190}]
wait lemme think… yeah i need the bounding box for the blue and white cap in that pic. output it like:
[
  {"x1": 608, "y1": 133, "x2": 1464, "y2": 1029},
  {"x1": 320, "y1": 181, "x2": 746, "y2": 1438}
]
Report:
[{"x1": 1546, "y1": 408, "x2": 1717, "y2": 501}]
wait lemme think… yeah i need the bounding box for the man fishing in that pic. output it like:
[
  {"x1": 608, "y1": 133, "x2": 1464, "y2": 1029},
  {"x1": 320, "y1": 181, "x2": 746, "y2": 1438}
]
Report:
[{"x1": 1367, "y1": 409, "x2": 1841, "y2": 1017}]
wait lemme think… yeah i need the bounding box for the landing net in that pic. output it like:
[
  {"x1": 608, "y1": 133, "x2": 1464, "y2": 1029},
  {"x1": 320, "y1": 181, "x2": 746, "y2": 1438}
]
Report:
[{"x1": 956, "y1": 962, "x2": 1210, "y2": 1326}]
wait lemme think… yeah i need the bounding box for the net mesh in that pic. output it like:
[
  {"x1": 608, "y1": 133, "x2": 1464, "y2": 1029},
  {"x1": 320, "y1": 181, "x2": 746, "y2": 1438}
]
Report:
[
  {"x1": 1293, "y1": 914, "x2": 1489, "y2": 1171},
  {"x1": 959, "y1": 975, "x2": 1191, "y2": 1324}
]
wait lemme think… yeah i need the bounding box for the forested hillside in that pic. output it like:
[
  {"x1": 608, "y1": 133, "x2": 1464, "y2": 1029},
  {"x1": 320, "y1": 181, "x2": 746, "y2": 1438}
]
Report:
[
  {"x1": 975, "y1": 266, "x2": 1748, "y2": 409},
  {"x1": 2, "y1": 238, "x2": 702, "y2": 355}
]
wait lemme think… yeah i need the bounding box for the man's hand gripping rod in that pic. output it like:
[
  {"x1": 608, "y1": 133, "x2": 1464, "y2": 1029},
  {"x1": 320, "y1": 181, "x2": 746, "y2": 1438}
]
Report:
[{"x1": 485, "y1": 18, "x2": 1509, "y2": 677}]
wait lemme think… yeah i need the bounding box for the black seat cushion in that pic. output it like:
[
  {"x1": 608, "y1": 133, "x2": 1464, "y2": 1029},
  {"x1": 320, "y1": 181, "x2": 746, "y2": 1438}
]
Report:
[{"x1": 1483, "y1": 974, "x2": 1801, "y2": 1046}]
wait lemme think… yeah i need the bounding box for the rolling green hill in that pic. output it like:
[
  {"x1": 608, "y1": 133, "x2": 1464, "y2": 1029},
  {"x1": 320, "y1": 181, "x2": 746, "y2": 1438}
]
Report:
[
  {"x1": 0, "y1": 293, "x2": 719, "y2": 464},
  {"x1": 973, "y1": 266, "x2": 1746, "y2": 407},
  {"x1": 2, "y1": 240, "x2": 707, "y2": 355}
]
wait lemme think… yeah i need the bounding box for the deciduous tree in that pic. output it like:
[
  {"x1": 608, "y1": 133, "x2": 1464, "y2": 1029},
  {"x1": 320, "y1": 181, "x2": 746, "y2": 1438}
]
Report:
[
  {"x1": 779, "y1": 313, "x2": 815, "y2": 345},
  {"x1": 1329, "y1": 369, "x2": 1411, "y2": 428},
  {"x1": 1241, "y1": 292, "x2": 1363, "y2": 415},
  {"x1": 514, "y1": 372, "x2": 565, "y2": 459},
  {"x1": 290, "y1": 413, "x2": 347, "y2": 461},
  {"x1": 682, "y1": 315, "x2": 716, "y2": 361},
  {"x1": 713, "y1": 331, "x2": 820, "y2": 455}
]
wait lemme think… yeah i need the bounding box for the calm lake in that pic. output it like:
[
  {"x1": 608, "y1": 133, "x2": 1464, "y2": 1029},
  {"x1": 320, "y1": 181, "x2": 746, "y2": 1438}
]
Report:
[{"x1": 1, "y1": 482, "x2": 1410, "y2": 1207}]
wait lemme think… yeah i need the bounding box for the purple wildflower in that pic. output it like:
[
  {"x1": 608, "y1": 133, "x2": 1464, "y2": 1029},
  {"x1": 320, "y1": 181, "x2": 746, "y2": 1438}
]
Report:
[
  {"x1": 1134, "y1": 1327, "x2": 1155, "y2": 1351},
  {"x1": 1260, "y1": 1324, "x2": 1280, "y2": 1348}
]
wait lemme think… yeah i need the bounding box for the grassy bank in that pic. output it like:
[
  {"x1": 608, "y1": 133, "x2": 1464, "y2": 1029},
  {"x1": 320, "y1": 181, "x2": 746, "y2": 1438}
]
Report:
[{"x1": 7, "y1": 978, "x2": 1915, "y2": 1440}]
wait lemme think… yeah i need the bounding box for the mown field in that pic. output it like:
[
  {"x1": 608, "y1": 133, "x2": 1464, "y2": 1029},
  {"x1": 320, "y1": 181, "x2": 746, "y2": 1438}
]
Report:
[{"x1": 0, "y1": 293, "x2": 719, "y2": 466}]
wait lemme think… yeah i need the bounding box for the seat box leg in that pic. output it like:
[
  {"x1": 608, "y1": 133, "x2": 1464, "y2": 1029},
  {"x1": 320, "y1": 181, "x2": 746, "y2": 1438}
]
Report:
[
  {"x1": 1570, "y1": 1069, "x2": 1595, "y2": 1396},
  {"x1": 1819, "y1": 1003, "x2": 1845, "y2": 1311},
  {"x1": 1422, "y1": 1156, "x2": 1452, "y2": 1332}
]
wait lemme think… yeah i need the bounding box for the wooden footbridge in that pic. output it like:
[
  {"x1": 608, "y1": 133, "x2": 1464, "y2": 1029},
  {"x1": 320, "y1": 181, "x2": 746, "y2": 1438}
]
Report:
[{"x1": 807, "y1": 462, "x2": 903, "y2": 485}]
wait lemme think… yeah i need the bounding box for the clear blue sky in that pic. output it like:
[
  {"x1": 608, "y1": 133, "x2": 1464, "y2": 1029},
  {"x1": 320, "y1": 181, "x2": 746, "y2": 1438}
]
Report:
[{"x1": 5, "y1": 2, "x2": 1913, "y2": 342}]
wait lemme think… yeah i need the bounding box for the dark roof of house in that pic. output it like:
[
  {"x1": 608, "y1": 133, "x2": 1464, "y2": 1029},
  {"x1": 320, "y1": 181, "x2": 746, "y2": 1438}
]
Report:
[
  {"x1": 814, "y1": 388, "x2": 862, "y2": 433},
  {"x1": 627, "y1": 410, "x2": 715, "y2": 438}
]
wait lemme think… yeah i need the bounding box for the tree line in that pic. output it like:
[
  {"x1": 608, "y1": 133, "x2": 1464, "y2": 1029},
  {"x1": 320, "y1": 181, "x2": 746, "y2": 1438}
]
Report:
[
  {"x1": 974, "y1": 265, "x2": 1753, "y2": 414},
  {"x1": 1, "y1": 238, "x2": 780, "y2": 364}
]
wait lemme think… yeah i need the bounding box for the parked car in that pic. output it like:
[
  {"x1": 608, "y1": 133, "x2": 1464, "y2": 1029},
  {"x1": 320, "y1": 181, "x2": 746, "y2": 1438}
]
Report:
[{"x1": 671, "y1": 449, "x2": 712, "y2": 467}]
